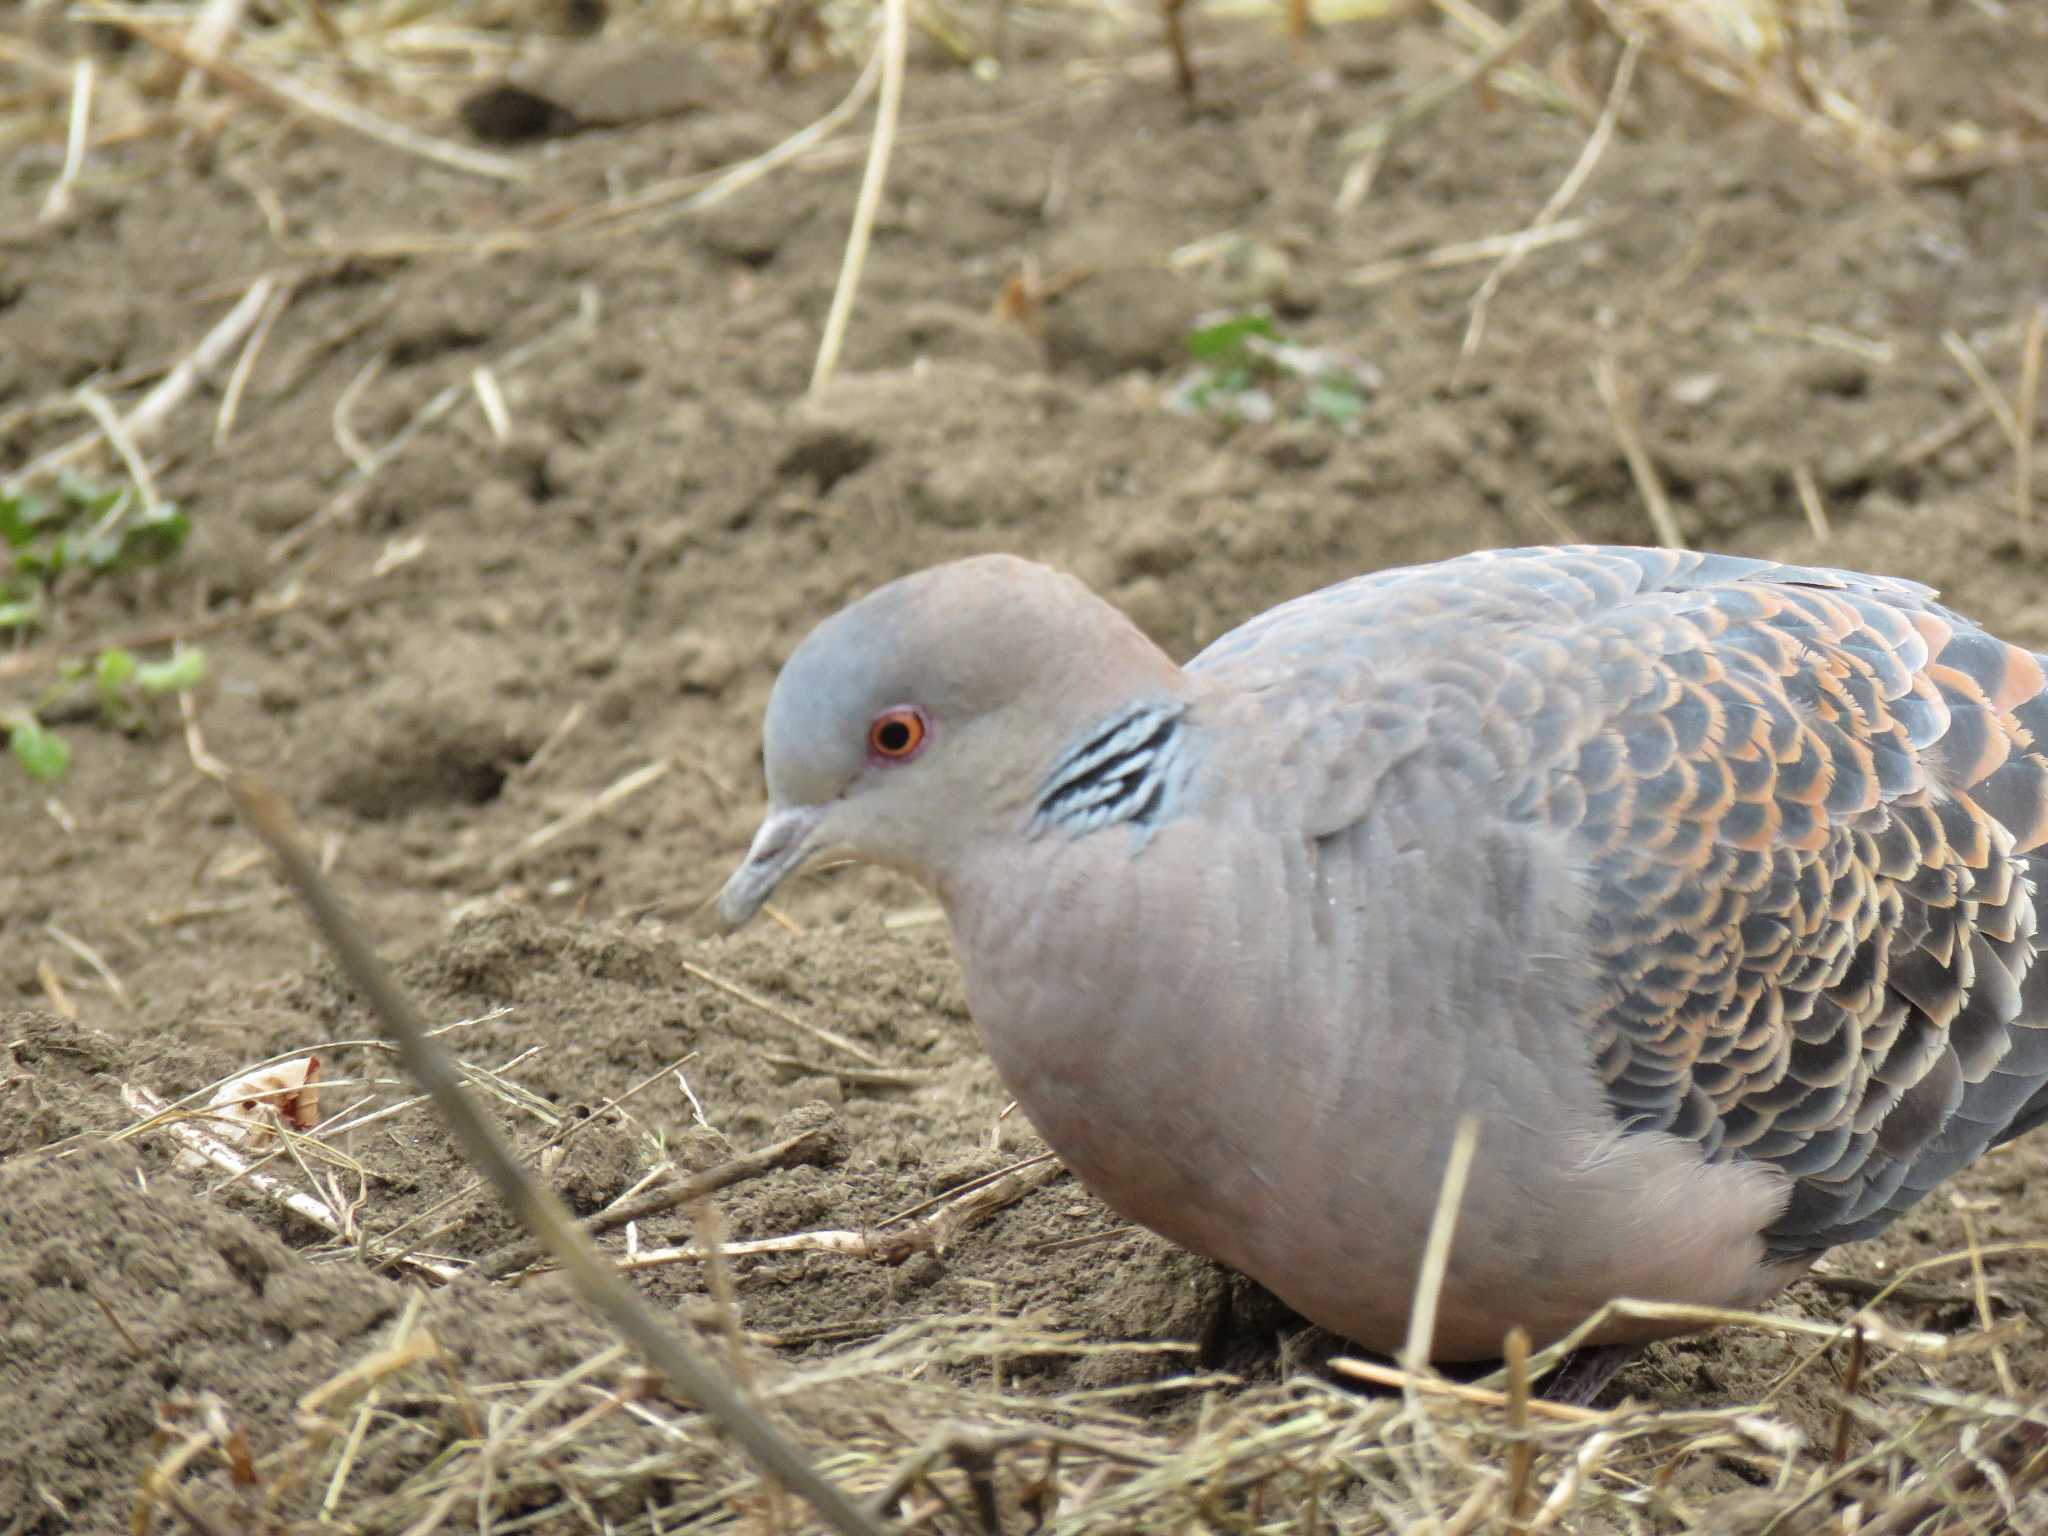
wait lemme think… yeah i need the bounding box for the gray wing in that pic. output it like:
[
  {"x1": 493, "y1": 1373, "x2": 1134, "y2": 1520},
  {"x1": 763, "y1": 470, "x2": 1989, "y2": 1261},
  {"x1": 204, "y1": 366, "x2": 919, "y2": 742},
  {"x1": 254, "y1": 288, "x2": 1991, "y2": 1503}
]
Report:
[{"x1": 1194, "y1": 545, "x2": 2048, "y2": 1254}]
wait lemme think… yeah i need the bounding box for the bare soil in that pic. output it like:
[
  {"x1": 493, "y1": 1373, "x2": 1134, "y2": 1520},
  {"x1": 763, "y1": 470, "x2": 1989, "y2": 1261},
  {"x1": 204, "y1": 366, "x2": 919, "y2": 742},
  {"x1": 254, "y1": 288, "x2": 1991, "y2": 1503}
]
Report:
[{"x1": 5, "y1": 3, "x2": 2048, "y2": 1530}]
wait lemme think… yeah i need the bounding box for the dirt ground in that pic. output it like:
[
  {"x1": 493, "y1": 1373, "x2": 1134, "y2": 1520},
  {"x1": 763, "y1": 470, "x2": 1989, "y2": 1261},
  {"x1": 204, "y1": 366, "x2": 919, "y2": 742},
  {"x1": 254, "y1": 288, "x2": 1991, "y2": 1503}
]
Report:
[{"x1": 6, "y1": 2, "x2": 2048, "y2": 1530}]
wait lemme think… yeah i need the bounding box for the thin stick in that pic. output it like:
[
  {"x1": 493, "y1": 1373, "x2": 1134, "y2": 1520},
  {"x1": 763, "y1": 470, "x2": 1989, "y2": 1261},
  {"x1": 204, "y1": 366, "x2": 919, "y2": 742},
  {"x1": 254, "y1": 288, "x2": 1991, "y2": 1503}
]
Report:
[
  {"x1": 331, "y1": 353, "x2": 387, "y2": 475},
  {"x1": 881, "y1": 1151, "x2": 1058, "y2": 1227},
  {"x1": 217, "y1": 772, "x2": 889, "y2": 1536},
  {"x1": 678, "y1": 959, "x2": 883, "y2": 1067},
  {"x1": 1503, "y1": 1325, "x2": 1536, "y2": 1523},
  {"x1": 1828, "y1": 1324, "x2": 1865, "y2": 1469},
  {"x1": 1528, "y1": 1429, "x2": 1615, "y2": 1532},
  {"x1": 1329, "y1": 1357, "x2": 1600, "y2": 1425},
  {"x1": 1793, "y1": 464, "x2": 1831, "y2": 543},
  {"x1": 695, "y1": 1201, "x2": 754, "y2": 1389},
  {"x1": 46, "y1": 923, "x2": 132, "y2": 1011},
  {"x1": 515, "y1": 701, "x2": 588, "y2": 782},
  {"x1": 1816, "y1": 397, "x2": 1995, "y2": 494},
  {"x1": 135, "y1": 274, "x2": 281, "y2": 441},
  {"x1": 479, "y1": 1119, "x2": 844, "y2": 1277},
  {"x1": 1495, "y1": 1294, "x2": 1967, "y2": 1388},
  {"x1": 1942, "y1": 330, "x2": 2019, "y2": 447},
  {"x1": 620, "y1": 1159, "x2": 1061, "y2": 1273},
  {"x1": 176, "y1": 0, "x2": 249, "y2": 104},
  {"x1": 761, "y1": 1052, "x2": 936, "y2": 1090},
  {"x1": 0, "y1": 581, "x2": 304, "y2": 684},
  {"x1": 37, "y1": 959, "x2": 76, "y2": 1020},
  {"x1": 1401, "y1": 1115, "x2": 1481, "y2": 1371},
  {"x1": 2016, "y1": 302, "x2": 2044, "y2": 549},
  {"x1": 72, "y1": 386, "x2": 161, "y2": 514},
  {"x1": 89, "y1": 1281, "x2": 144, "y2": 1352},
  {"x1": 1441, "y1": 1478, "x2": 1499, "y2": 1536},
  {"x1": 39, "y1": 59, "x2": 94, "y2": 223},
  {"x1": 321, "y1": 1292, "x2": 423, "y2": 1517},
  {"x1": 10, "y1": 274, "x2": 277, "y2": 491},
  {"x1": 1594, "y1": 354, "x2": 1684, "y2": 549},
  {"x1": 810, "y1": 0, "x2": 909, "y2": 395},
  {"x1": 471, "y1": 366, "x2": 512, "y2": 441},
  {"x1": 548, "y1": 50, "x2": 884, "y2": 237},
  {"x1": 1956, "y1": 1199, "x2": 2019, "y2": 1400},
  {"x1": 1461, "y1": 34, "x2": 1639, "y2": 367},
  {"x1": 695, "y1": 1194, "x2": 786, "y2": 1536},
  {"x1": 1347, "y1": 219, "x2": 1599, "y2": 290},
  {"x1": 490, "y1": 758, "x2": 672, "y2": 872},
  {"x1": 215, "y1": 280, "x2": 292, "y2": 447},
  {"x1": 1431, "y1": 0, "x2": 1580, "y2": 119}
]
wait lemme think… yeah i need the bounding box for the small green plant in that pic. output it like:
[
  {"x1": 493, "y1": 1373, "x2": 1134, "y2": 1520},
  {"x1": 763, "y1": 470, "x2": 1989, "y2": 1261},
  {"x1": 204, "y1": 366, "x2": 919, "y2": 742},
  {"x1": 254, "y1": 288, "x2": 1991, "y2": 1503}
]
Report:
[
  {"x1": 1, "y1": 472, "x2": 191, "y2": 634},
  {"x1": 5, "y1": 644, "x2": 207, "y2": 784},
  {"x1": 1165, "y1": 310, "x2": 1381, "y2": 430},
  {"x1": 6, "y1": 713, "x2": 70, "y2": 782},
  {"x1": 2, "y1": 471, "x2": 200, "y2": 782}
]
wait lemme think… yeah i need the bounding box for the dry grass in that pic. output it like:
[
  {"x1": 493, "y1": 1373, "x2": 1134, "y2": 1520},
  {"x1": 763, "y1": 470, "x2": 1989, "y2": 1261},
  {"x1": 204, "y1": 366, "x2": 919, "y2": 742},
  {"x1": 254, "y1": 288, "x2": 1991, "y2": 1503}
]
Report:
[
  {"x1": 121, "y1": 1229, "x2": 2048, "y2": 1532},
  {"x1": 103, "y1": 1004, "x2": 2048, "y2": 1536}
]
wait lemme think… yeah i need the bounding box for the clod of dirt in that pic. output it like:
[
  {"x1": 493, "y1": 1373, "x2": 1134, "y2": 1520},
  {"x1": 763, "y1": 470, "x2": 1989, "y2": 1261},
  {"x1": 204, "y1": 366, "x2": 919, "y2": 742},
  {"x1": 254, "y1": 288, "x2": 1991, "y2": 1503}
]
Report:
[
  {"x1": 1108, "y1": 515, "x2": 1200, "y2": 583},
  {"x1": 767, "y1": 1100, "x2": 852, "y2": 1168},
  {"x1": 548, "y1": 1113, "x2": 648, "y2": 1214},
  {"x1": 384, "y1": 283, "x2": 504, "y2": 367},
  {"x1": 775, "y1": 424, "x2": 880, "y2": 496},
  {"x1": 1043, "y1": 267, "x2": 1202, "y2": 380},
  {"x1": 0, "y1": 1012, "x2": 126, "y2": 1156},
  {"x1": 1791, "y1": 353, "x2": 1872, "y2": 399},
  {"x1": 459, "y1": 85, "x2": 583, "y2": 144},
  {"x1": 459, "y1": 40, "x2": 723, "y2": 143}
]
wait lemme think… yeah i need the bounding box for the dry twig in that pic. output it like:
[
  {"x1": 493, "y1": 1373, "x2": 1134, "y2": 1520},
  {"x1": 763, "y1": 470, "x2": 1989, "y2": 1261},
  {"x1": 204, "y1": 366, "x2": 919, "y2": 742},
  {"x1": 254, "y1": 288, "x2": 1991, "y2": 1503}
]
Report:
[
  {"x1": 810, "y1": 0, "x2": 910, "y2": 394},
  {"x1": 1593, "y1": 354, "x2": 1685, "y2": 549}
]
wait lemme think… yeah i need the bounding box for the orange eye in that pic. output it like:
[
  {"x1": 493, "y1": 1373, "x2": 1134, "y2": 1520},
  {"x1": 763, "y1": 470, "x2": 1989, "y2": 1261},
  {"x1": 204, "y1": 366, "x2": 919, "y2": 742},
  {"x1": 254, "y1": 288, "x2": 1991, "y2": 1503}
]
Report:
[{"x1": 868, "y1": 706, "x2": 928, "y2": 762}]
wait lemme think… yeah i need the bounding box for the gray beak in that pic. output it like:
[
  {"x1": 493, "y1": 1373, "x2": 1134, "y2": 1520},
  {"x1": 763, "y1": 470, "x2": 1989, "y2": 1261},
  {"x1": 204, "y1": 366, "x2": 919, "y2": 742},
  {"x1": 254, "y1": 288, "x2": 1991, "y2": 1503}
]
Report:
[{"x1": 717, "y1": 804, "x2": 828, "y2": 928}]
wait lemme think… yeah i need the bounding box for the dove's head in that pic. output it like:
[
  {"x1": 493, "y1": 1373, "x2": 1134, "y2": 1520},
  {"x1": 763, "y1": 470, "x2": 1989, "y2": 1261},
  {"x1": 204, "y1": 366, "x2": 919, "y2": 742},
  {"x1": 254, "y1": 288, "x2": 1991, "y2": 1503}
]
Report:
[{"x1": 716, "y1": 555, "x2": 1183, "y2": 926}]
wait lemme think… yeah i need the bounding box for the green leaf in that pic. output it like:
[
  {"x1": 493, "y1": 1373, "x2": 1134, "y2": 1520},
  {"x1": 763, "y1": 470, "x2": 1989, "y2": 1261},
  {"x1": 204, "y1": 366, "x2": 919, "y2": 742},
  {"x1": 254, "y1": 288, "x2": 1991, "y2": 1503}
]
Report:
[
  {"x1": 95, "y1": 647, "x2": 137, "y2": 710},
  {"x1": 96, "y1": 647, "x2": 137, "y2": 689},
  {"x1": 117, "y1": 502, "x2": 190, "y2": 567},
  {"x1": 57, "y1": 470, "x2": 124, "y2": 516},
  {"x1": 63, "y1": 526, "x2": 125, "y2": 573},
  {"x1": 1186, "y1": 312, "x2": 1278, "y2": 364},
  {"x1": 1306, "y1": 378, "x2": 1368, "y2": 426},
  {"x1": 0, "y1": 593, "x2": 41, "y2": 631},
  {"x1": 9, "y1": 719, "x2": 70, "y2": 781},
  {"x1": 0, "y1": 493, "x2": 47, "y2": 548},
  {"x1": 136, "y1": 647, "x2": 206, "y2": 695}
]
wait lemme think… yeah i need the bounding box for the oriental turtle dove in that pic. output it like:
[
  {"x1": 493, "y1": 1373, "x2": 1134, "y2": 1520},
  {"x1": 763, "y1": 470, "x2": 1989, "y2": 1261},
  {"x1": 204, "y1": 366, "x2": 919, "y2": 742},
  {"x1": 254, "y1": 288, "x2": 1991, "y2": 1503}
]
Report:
[{"x1": 718, "y1": 547, "x2": 2048, "y2": 1362}]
